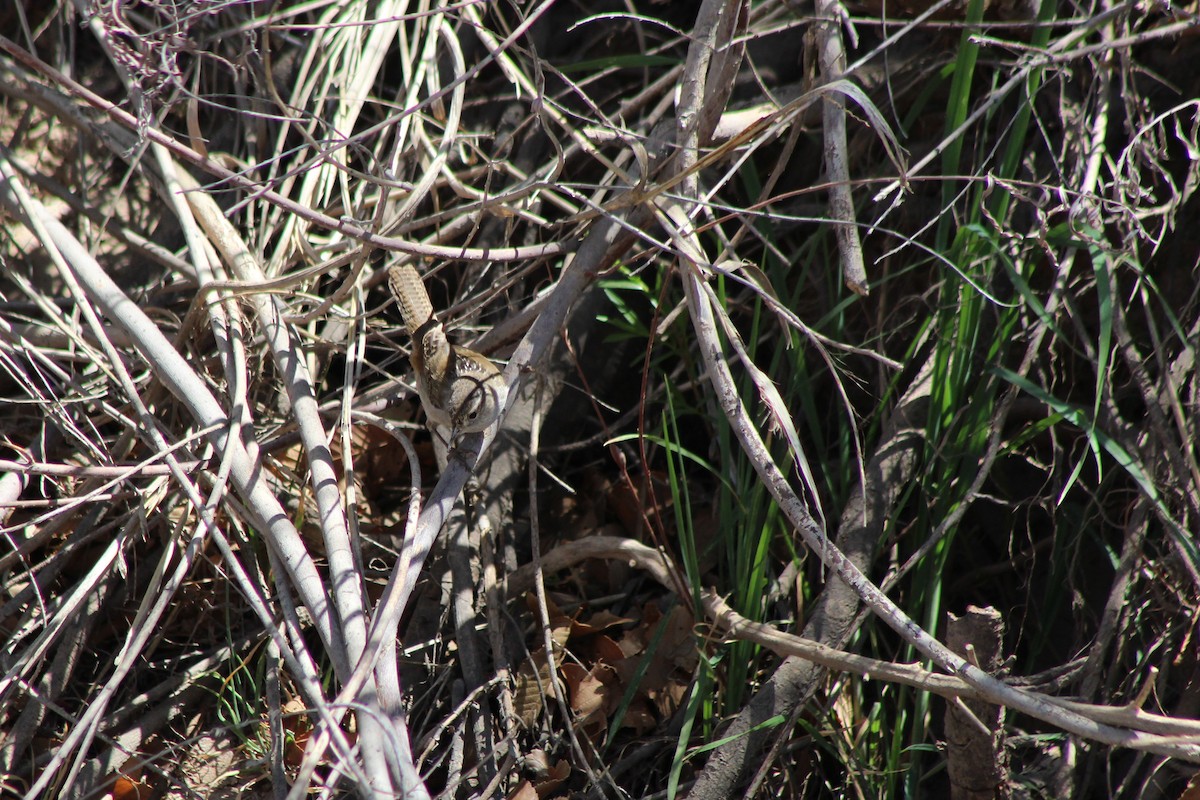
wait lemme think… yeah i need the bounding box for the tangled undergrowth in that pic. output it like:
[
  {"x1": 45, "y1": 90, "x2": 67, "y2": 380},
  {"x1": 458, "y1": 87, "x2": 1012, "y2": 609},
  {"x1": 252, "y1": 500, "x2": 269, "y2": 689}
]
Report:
[{"x1": 2, "y1": 0, "x2": 1199, "y2": 798}]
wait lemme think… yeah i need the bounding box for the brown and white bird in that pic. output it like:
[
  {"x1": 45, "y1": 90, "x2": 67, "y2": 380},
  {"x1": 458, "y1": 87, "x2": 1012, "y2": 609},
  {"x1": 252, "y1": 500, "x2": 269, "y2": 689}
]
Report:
[{"x1": 387, "y1": 264, "x2": 503, "y2": 435}]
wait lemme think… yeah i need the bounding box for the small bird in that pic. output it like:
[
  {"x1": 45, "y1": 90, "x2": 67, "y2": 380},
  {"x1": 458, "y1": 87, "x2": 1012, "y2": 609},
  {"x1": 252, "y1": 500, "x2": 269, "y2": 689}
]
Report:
[{"x1": 387, "y1": 264, "x2": 504, "y2": 435}]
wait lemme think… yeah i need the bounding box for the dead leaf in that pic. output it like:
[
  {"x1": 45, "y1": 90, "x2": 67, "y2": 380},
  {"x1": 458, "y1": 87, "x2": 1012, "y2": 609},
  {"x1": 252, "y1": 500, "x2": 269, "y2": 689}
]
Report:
[{"x1": 514, "y1": 651, "x2": 553, "y2": 728}]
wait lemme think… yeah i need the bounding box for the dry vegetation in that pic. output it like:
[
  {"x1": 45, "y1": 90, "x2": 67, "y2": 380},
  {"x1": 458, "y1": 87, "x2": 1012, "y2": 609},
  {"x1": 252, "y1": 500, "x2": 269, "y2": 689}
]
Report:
[{"x1": 2, "y1": 0, "x2": 1200, "y2": 798}]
